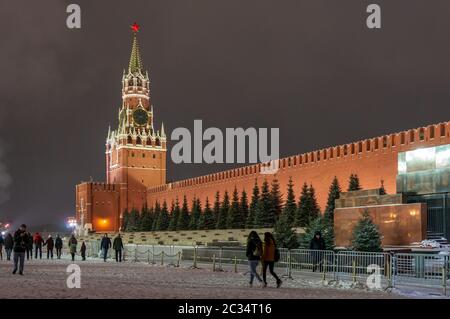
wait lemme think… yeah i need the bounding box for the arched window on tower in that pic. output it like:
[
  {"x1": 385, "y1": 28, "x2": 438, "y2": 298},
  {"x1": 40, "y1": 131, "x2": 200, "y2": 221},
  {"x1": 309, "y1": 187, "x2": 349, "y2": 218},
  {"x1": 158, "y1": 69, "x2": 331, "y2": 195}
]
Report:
[
  {"x1": 127, "y1": 136, "x2": 132, "y2": 144},
  {"x1": 136, "y1": 137, "x2": 142, "y2": 145},
  {"x1": 155, "y1": 138, "x2": 161, "y2": 147},
  {"x1": 147, "y1": 139, "x2": 152, "y2": 147}
]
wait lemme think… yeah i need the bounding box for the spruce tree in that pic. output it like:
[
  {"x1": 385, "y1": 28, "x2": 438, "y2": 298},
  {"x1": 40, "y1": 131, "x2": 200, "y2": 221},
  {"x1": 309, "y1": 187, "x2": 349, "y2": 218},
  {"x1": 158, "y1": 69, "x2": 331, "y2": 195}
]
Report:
[
  {"x1": 308, "y1": 184, "x2": 320, "y2": 222},
  {"x1": 324, "y1": 176, "x2": 341, "y2": 223},
  {"x1": 351, "y1": 210, "x2": 382, "y2": 252},
  {"x1": 270, "y1": 178, "x2": 283, "y2": 219},
  {"x1": 246, "y1": 180, "x2": 259, "y2": 229},
  {"x1": 274, "y1": 211, "x2": 299, "y2": 249},
  {"x1": 212, "y1": 191, "x2": 220, "y2": 227},
  {"x1": 379, "y1": 180, "x2": 386, "y2": 195},
  {"x1": 121, "y1": 209, "x2": 130, "y2": 231},
  {"x1": 227, "y1": 187, "x2": 244, "y2": 229},
  {"x1": 295, "y1": 182, "x2": 310, "y2": 227},
  {"x1": 189, "y1": 198, "x2": 201, "y2": 230},
  {"x1": 302, "y1": 216, "x2": 335, "y2": 250},
  {"x1": 283, "y1": 177, "x2": 297, "y2": 226},
  {"x1": 216, "y1": 191, "x2": 229, "y2": 229},
  {"x1": 239, "y1": 190, "x2": 249, "y2": 225},
  {"x1": 168, "y1": 198, "x2": 180, "y2": 231},
  {"x1": 140, "y1": 204, "x2": 153, "y2": 231},
  {"x1": 254, "y1": 179, "x2": 273, "y2": 228},
  {"x1": 204, "y1": 197, "x2": 215, "y2": 229},
  {"x1": 156, "y1": 201, "x2": 170, "y2": 231},
  {"x1": 152, "y1": 201, "x2": 161, "y2": 231},
  {"x1": 177, "y1": 195, "x2": 190, "y2": 230},
  {"x1": 127, "y1": 208, "x2": 140, "y2": 232},
  {"x1": 348, "y1": 173, "x2": 362, "y2": 191}
]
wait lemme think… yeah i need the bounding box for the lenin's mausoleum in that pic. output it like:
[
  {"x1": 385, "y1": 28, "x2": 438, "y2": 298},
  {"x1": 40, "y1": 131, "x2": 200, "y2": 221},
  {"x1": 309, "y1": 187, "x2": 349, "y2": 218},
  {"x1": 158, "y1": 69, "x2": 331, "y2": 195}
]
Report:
[{"x1": 75, "y1": 28, "x2": 450, "y2": 247}]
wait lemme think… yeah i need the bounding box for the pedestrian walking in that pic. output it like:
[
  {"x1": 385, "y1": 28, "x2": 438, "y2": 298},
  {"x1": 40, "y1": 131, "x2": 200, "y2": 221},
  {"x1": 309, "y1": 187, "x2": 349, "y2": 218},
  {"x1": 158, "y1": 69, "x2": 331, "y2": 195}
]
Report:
[
  {"x1": 100, "y1": 233, "x2": 111, "y2": 262},
  {"x1": 261, "y1": 232, "x2": 282, "y2": 288},
  {"x1": 55, "y1": 234, "x2": 63, "y2": 259},
  {"x1": 246, "y1": 231, "x2": 263, "y2": 287},
  {"x1": 12, "y1": 224, "x2": 30, "y2": 275},
  {"x1": 44, "y1": 234, "x2": 54, "y2": 259},
  {"x1": 80, "y1": 241, "x2": 86, "y2": 261},
  {"x1": 113, "y1": 234, "x2": 124, "y2": 262},
  {"x1": 33, "y1": 232, "x2": 43, "y2": 259},
  {"x1": 309, "y1": 231, "x2": 326, "y2": 272},
  {"x1": 26, "y1": 232, "x2": 33, "y2": 260},
  {"x1": 68, "y1": 234, "x2": 77, "y2": 261},
  {"x1": 0, "y1": 234, "x2": 4, "y2": 260},
  {"x1": 4, "y1": 233, "x2": 13, "y2": 261}
]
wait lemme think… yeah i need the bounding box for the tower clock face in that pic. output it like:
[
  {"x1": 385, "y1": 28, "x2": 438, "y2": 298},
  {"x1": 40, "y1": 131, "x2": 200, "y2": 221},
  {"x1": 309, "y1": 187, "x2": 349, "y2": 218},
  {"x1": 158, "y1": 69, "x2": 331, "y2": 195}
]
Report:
[{"x1": 132, "y1": 109, "x2": 149, "y2": 126}]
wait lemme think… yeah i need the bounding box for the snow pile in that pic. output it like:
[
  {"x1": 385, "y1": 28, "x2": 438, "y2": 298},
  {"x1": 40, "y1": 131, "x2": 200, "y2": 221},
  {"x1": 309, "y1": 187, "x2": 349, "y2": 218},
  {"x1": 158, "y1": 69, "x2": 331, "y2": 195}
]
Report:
[{"x1": 419, "y1": 240, "x2": 441, "y2": 248}]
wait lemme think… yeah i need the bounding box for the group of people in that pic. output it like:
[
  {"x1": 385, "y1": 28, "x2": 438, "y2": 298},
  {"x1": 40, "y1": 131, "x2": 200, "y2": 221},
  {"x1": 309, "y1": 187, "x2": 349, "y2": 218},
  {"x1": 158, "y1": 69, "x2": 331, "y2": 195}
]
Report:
[
  {"x1": 245, "y1": 230, "x2": 326, "y2": 288},
  {"x1": 246, "y1": 231, "x2": 283, "y2": 288}
]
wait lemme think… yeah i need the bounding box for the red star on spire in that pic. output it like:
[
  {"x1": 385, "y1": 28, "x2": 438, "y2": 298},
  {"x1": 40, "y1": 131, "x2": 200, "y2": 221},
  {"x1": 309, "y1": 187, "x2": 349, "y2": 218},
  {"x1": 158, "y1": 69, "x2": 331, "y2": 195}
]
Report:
[{"x1": 131, "y1": 22, "x2": 140, "y2": 33}]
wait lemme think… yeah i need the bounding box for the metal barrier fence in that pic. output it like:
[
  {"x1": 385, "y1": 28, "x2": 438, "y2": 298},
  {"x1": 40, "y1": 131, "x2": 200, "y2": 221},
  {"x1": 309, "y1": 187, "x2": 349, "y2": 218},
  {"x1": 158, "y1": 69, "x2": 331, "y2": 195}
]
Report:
[{"x1": 80, "y1": 241, "x2": 449, "y2": 295}]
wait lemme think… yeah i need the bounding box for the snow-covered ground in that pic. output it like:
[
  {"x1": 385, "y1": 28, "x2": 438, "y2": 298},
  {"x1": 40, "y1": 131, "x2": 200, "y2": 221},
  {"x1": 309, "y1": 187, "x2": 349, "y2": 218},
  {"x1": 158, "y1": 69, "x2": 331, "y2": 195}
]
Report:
[{"x1": 0, "y1": 256, "x2": 440, "y2": 299}]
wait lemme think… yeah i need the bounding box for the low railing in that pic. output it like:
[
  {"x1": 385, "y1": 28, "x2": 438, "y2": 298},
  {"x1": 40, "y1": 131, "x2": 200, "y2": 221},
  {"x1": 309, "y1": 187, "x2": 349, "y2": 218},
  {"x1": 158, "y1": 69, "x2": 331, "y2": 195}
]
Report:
[{"x1": 79, "y1": 241, "x2": 449, "y2": 295}]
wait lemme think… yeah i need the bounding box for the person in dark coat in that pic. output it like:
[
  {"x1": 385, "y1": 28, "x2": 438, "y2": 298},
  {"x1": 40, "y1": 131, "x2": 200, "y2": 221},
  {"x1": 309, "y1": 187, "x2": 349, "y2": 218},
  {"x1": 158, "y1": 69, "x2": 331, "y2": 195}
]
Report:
[
  {"x1": 80, "y1": 241, "x2": 86, "y2": 261},
  {"x1": 13, "y1": 224, "x2": 30, "y2": 275},
  {"x1": 26, "y1": 232, "x2": 33, "y2": 260},
  {"x1": 100, "y1": 234, "x2": 111, "y2": 262},
  {"x1": 0, "y1": 234, "x2": 4, "y2": 260},
  {"x1": 309, "y1": 231, "x2": 326, "y2": 272},
  {"x1": 33, "y1": 232, "x2": 44, "y2": 259},
  {"x1": 55, "y1": 234, "x2": 63, "y2": 259},
  {"x1": 4, "y1": 233, "x2": 13, "y2": 261},
  {"x1": 68, "y1": 234, "x2": 77, "y2": 261},
  {"x1": 44, "y1": 235, "x2": 54, "y2": 259},
  {"x1": 113, "y1": 234, "x2": 124, "y2": 262},
  {"x1": 246, "y1": 231, "x2": 263, "y2": 287}
]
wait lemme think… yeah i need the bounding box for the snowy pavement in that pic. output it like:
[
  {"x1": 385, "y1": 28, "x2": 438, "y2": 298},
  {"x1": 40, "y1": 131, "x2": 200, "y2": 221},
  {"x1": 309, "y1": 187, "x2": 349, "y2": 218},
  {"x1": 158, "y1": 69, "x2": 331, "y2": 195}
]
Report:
[{"x1": 0, "y1": 256, "x2": 419, "y2": 299}]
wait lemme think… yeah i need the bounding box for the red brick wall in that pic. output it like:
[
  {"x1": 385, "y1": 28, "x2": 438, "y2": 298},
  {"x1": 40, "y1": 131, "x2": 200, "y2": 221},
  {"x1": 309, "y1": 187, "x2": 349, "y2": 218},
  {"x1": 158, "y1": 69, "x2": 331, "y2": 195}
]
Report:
[{"x1": 147, "y1": 122, "x2": 450, "y2": 211}]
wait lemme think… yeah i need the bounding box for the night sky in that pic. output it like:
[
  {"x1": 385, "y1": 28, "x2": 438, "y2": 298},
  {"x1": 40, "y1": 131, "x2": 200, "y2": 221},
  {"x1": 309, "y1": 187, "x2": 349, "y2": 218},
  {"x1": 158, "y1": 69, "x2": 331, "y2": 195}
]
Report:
[{"x1": 0, "y1": 0, "x2": 449, "y2": 228}]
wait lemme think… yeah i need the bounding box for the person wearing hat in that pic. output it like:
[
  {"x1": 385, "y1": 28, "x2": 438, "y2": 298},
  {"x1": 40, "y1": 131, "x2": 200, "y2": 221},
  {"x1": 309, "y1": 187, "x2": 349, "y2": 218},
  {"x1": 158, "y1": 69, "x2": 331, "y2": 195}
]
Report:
[
  {"x1": 13, "y1": 224, "x2": 30, "y2": 275},
  {"x1": 309, "y1": 231, "x2": 326, "y2": 272}
]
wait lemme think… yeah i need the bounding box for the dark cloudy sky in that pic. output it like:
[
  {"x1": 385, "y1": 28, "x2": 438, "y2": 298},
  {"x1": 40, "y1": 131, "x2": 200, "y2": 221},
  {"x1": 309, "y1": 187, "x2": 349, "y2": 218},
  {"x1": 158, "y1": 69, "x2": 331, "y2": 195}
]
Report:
[{"x1": 0, "y1": 0, "x2": 449, "y2": 227}]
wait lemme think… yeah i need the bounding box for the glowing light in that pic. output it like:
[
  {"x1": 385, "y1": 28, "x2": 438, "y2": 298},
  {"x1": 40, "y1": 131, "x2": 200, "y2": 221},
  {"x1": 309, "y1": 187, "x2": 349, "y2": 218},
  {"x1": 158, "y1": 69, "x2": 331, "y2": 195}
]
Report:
[
  {"x1": 1, "y1": 231, "x2": 5, "y2": 236},
  {"x1": 102, "y1": 219, "x2": 108, "y2": 225},
  {"x1": 409, "y1": 210, "x2": 417, "y2": 216}
]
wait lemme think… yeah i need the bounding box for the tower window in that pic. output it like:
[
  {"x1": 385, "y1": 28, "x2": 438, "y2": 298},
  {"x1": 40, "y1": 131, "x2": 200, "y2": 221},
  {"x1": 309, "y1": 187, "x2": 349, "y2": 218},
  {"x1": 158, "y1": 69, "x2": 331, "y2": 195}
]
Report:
[
  {"x1": 127, "y1": 136, "x2": 132, "y2": 144},
  {"x1": 131, "y1": 152, "x2": 135, "y2": 157},
  {"x1": 142, "y1": 153, "x2": 145, "y2": 158},
  {"x1": 153, "y1": 154, "x2": 156, "y2": 159}
]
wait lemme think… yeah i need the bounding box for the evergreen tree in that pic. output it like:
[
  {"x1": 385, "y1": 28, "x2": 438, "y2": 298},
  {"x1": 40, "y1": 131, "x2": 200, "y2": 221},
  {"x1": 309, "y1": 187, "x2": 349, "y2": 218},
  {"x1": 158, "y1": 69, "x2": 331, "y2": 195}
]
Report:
[
  {"x1": 282, "y1": 177, "x2": 297, "y2": 226},
  {"x1": 301, "y1": 216, "x2": 335, "y2": 250},
  {"x1": 274, "y1": 211, "x2": 299, "y2": 249},
  {"x1": 152, "y1": 201, "x2": 161, "y2": 231},
  {"x1": 308, "y1": 184, "x2": 320, "y2": 222},
  {"x1": 212, "y1": 191, "x2": 220, "y2": 227},
  {"x1": 156, "y1": 201, "x2": 170, "y2": 231},
  {"x1": 270, "y1": 178, "x2": 283, "y2": 219},
  {"x1": 177, "y1": 195, "x2": 190, "y2": 230},
  {"x1": 121, "y1": 209, "x2": 130, "y2": 231},
  {"x1": 227, "y1": 187, "x2": 245, "y2": 229},
  {"x1": 203, "y1": 197, "x2": 216, "y2": 229},
  {"x1": 246, "y1": 180, "x2": 259, "y2": 229},
  {"x1": 216, "y1": 191, "x2": 229, "y2": 229},
  {"x1": 168, "y1": 198, "x2": 180, "y2": 231},
  {"x1": 127, "y1": 208, "x2": 140, "y2": 232},
  {"x1": 379, "y1": 179, "x2": 386, "y2": 195},
  {"x1": 140, "y1": 204, "x2": 154, "y2": 231},
  {"x1": 295, "y1": 182, "x2": 310, "y2": 227},
  {"x1": 239, "y1": 190, "x2": 249, "y2": 226},
  {"x1": 254, "y1": 179, "x2": 274, "y2": 228},
  {"x1": 351, "y1": 210, "x2": 382, "y2": 252},
  {"x1": 189, "y1": 198, "x2": 201, "y2": 230},
  {"x1": 324, "y1": 176, "x2": 341, "y2": 223},
  {"x1": 348, "y1": 173, "x2": 362, "y2": 191}
]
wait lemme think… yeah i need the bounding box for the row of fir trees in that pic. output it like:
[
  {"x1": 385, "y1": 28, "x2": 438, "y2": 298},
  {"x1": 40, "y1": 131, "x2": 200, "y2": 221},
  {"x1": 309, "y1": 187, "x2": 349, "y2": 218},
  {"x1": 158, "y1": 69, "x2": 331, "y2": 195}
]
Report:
[{"x1": 121, "y1": 173, "x2": 384, "y2": 251}]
